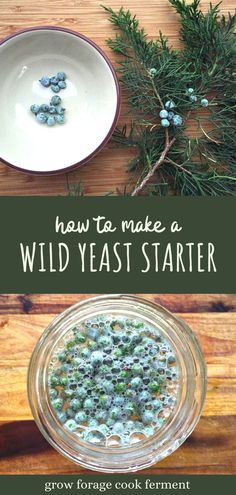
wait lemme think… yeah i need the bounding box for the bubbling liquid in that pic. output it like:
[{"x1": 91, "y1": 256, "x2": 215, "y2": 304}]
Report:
[{"x1": 48, "y1": 314, "x2": 179, "y2": 447}]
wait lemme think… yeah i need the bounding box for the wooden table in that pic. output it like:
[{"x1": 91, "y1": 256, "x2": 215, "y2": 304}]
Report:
[
  {"x1": 0, "y1": 0, "x2": 235, "y2": 196},
  {"x1": 0, "y1": 293, "x2": 235, "y2": 474}
]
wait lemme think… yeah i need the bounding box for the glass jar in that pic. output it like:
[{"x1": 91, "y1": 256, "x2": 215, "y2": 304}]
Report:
[{"x1": 28, "y1": 294, "x2": 207, "y2": 473}]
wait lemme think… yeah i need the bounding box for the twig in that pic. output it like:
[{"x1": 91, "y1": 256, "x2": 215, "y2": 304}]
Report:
[
  {"x1": 131, "y1": 106, "x2": 192, "y2": 195},
  {"x1": 131, "y1": 134, "x2": 176, "y2": 195},
  {"x1": 200, "y1": 124, "x2": 222, "y2": 144},
  {"x1": 148, "y1": 71, "x2": 164, "y2": 108},
  {"x1": 164, "y1": 157, "x2": 193, "y2": 176}
]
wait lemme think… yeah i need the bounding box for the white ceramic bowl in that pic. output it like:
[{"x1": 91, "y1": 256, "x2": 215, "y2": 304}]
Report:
[{"x1": 0, "y1": 27, "x2": 120, "y2": 174}]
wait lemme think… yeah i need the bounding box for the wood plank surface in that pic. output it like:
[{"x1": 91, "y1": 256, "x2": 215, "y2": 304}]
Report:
[
  {"x1": 0, "y1": 293, "x2": 236, "y2": 314},
  {"x1": 0, "y1": 294, "x2": 235, "y2": 474},
  {"x1": 0, "y1": 0, "x2": 235, "y2": 196},
  {"x1": 0, "y1": 417, "x2": 235, "y2": 474}
]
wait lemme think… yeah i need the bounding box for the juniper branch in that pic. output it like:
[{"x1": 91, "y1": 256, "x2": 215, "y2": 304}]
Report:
[
  {"x1": 132, "y1": 134, "x2": 176, "y2": 195},
  {"x1": 104, "y1": 0, "x2": 236, "y2": 196}
]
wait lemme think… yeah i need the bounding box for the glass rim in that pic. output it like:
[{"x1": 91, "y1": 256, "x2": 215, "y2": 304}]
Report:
[{"x1": 28, "y1": 294, "x2": 207, "y2": 472}]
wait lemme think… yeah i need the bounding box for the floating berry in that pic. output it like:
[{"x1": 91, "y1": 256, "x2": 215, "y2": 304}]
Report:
[
  {"x1": 113, "y1": 348, "x2": 122, "y2": 358},
  {"x1": 57, "y1": 411, "x2": 67, "y2": 423},
  {"x1": 161, "y1": 118, "x2": 170, "y2": 127},
  {"x1": 39, "y1": 76, "x2": 50, "y2": 87},
  {"x1": 69, "y1": 398, "x2": 81, "y2": 411},
  {"x1": 77, "y1": 387, "x2": 87, "y2": 399},
  {"x1": 64, "y1": 419, "x2": 77, "y2": 431},
  {"x1": 152, "y1": 399, "x2": 161, "y2": 410},
  {"x1": 97, "y1": 410, "x2": 108, "y2": 422},
  {"x1": 75, "y1": 332, "x2": 86, "y2": 344},
  {"x1": 63, "y1": 388, "x2": 74, "y2": 399},
  {"x1": 66, "y1": 340, "x2": 75, "y2": 349},
  {"x1": 98, "y1": 424, "x2": 110, "y2": 436},
  {"x1": 149, "y1": 381, "x2": 159, "y2": 392},
  {"x1": 168, "y1": 355, "x2": 176, "y2": 364},
  {"x1": 124, "y1": 402, "x2": 136, "y2": 415},
  {"x1": 84, "y1": 378, "x2": 93, "y2": 389},
  {"x1": 142, "y1": 411, "x2": 154, "y2": 424},
  {"x1": 88, "y1": 419, "x2": 99, "y2": 428},
  {"x1": 113, "y1": 395, "x2": 125, "y2": 406},
  {"x1": 132, "y1": 364, "x2": 143, "y2": 376},
  {"x1": 81, "y1": 348, "x2": 90, "y2": 359},
  {"x1": 90, "y1": 351, "x2": 103, "y2": 366},
  {"x1": 60, "y1": 376, "x2": 68, "y2": 386},
  {"x1": 71, "y1": 357, "x2": 82, "y2": 367},
  {"x1": 187, "y1": 88, "x2": 194, "y2": 94},
  {"x1": 133, "y1": 345, "x2": 145, "y2": 356},
  {"x1": 159, "y1": 109, "x2": 169, "y2": 119},
  {"x1": 75, "y1": 411, "x2": 87, "y2": 423},
  {"x1": 115, "y1": 382, "x2": 126, "y2": 393},
  {"x1": 113, "y1": 422, "x2": 124, "y2": 434},
  {"x1": 138, "y1": 390, "x2": 151, "y2": 403},
  {"x1": 49, "y1": 388, "x2": 57, "y2": 400},
  {"x1": 99, "y1": 394, "x2": 110, "y2": 408},
  {"x1": 58, "y1": 351, "x2": 67, "y2": 362},
  {"x1": 83, "y1": 398, "x2": 94, "y2": 409},
  {"x1": 103, "y1": 381, "x2": 114, "y2": 393},
  {"x1": 51, "y1": 398, "x2": 64, "y2": 411},
  {"x1": 144, "y1": 426, "x2": 154, "y2": 437},
  {"x1": 110, "y1": 407, "x2": 121, "y2": 420},
  {"x1": 98, "y1": 335, "x2": 113, "y2": 347},
  {"x1": 66, "y1": 408, "x2": 75, "y2": 418},
  {"x1": 131, "y1": 377, "x2": 142, "y2": 389},
  {"x1": 36, "y1": 112, "x2": 47, "y2": 123},
  {"x1": 87, "y1": 327, "x2": 99, "y2": 341},
  {"x1": 201, "y1": 98, "x2": 209, "y2": 107}
]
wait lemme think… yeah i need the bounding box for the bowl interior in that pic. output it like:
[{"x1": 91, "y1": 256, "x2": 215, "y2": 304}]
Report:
[{"x1": 0, "y1": 29, "x2": 119, "y2": 173}]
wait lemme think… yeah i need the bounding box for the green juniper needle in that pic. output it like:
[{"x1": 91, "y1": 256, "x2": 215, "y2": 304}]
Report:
[{"x1": 103, "y1": 0, "x2": 236, "y2": 196}]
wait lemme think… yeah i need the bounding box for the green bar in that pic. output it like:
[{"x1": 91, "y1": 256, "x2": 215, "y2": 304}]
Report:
[
  {"x1": 0, "y1": 197, "x2": 235, "y2": 293},
  {"x1": 0, "y1": 475, "x2": 235, "y2": 495}
]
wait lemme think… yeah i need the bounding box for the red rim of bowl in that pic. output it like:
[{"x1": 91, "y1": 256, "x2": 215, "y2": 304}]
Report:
[{"x1": 0, "y1": 26, "x2": 121, "y2": 176}]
